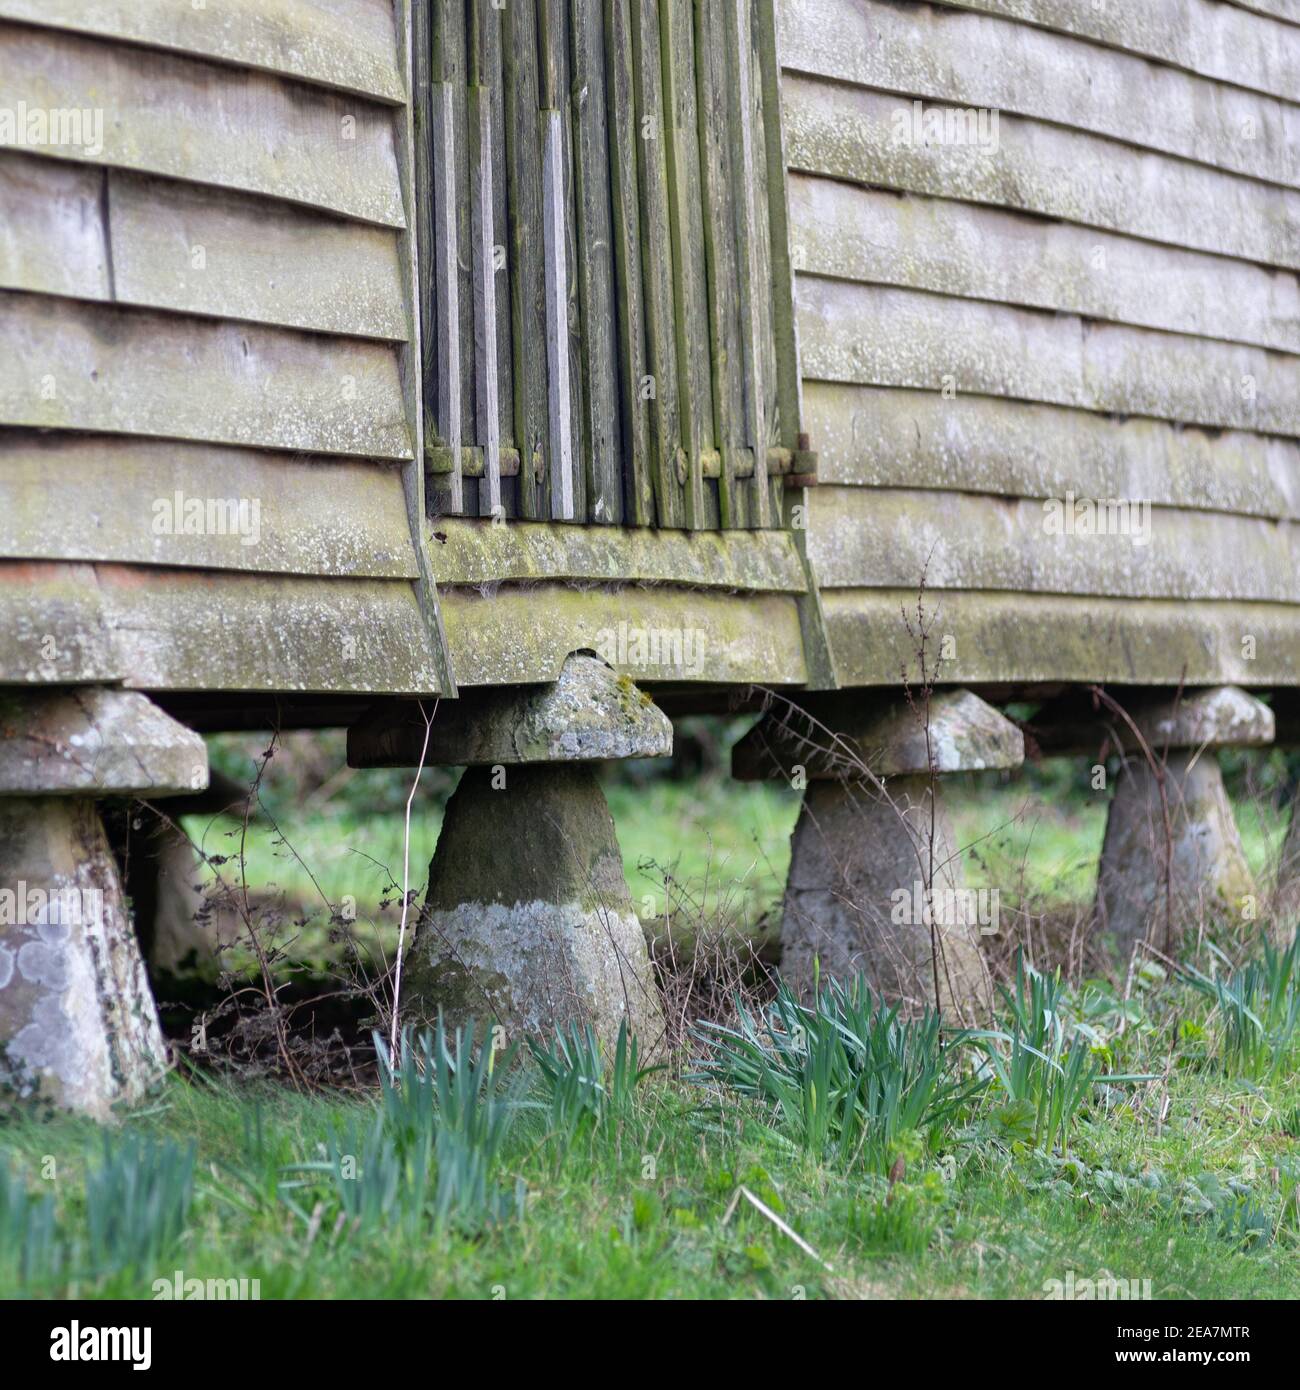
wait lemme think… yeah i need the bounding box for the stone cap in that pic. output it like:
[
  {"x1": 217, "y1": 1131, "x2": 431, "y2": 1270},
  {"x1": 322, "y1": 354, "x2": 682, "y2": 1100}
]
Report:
[
  {"x1": 1127, "y1": 686, "x2": 1274, "y2": 751},
  {"x1": 349, "y1": 653, "x2": 674, "y2": 767},
  {"x1": 0, "y1": 687, "x2": 209, "y2": 796},
  {"x1": 733, "y1": 688, "x2": 1024, "y2": 782}
]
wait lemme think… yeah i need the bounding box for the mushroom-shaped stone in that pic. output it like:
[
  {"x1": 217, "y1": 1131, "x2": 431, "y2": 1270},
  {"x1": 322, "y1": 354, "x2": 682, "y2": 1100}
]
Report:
[
  {"x1": 733, "y1": 688, "x2": 1023, "y2": 782},
  {"x1": 750, "y1": 690, "x2": 1018, "y2": 1021},
  {"x1": 1095, "y1": 689, "x2": 1274, "y2": 957},
  {"x1": 1125, "y1": 686, "x2": 1274, "y2": 751},
  {"x1": 0, "y1": 689, "x2": 203, "y2": 1118},
  {"x1": 349, "y1": 653, "x2": 673, "y2": 767},
  {"x1": 0, "y1": 687, "x2": 208, "y2": 796}
]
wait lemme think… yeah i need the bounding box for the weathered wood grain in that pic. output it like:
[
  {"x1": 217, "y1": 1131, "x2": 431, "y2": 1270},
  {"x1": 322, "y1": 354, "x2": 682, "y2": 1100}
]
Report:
[
  {"x1": 503, "y1": 0, "x2": 549, "y2": 519},
  {"x1": 0, "y1": 560, "x2": 116, "y2": 683},
  {"x1": 756, "y1": 0, "x2": 802, "y2": 455},
  {"x1": 109, "y1": 173, "x2": 408, "y2": 340},
  {"x1": 728, "y1": 0, "x2": 771, "y2": 527},
  {"x1": 0, "y1": 292, "x2": 412, "y2": 458},
  {"x1": 438, "y1": 581, "x2": 808, "y2": 687},
  {"x1": 780, "y1": 0, "x2": 1300, "y2": 189},
  {"x1": 789, "y1": 175, "x2": 1300, "y2": 354},
  {"x1": 429, "y1": 79, "x2": 463, "y2": 510},
  {"x1": 551, "y1": 0, "x2": 589, "y2": 527},
  {"x1": 782, "y1": 75, "x2": 1300, "y2": 271},
  {"x1": 631, "y1": 0, "x2": 686, "y2": 528},
  {"x1": 441, "y1": 0, "x2": 477, "y2": 487},
  {"x1": 426, "y1": 516, "x2": 808, "y2": 590},
  {"x1": 796, "y1": 278, "x2": 1300, "y2": 436},
  {"x1": 482, "y1": 4, "x2": 515, "y2": 501},
  {"x1": 937, "y1": 0, "x2": 1300, "y2": 105},
  {"x1": 660, "y1": 0, "x2": 712, "y2": 529},
  {"x1": 822, "y1": 587, "x2": 1300, "y2": 689},
  {"x1": 572, "y1": 0, "x2": 622, "y2": 524},
  {"x1": 387, "y1": 0, "x2": 457, "y2": 697},
  {"x1": 605, "y1": 0, "x2": 654, "y2": 527},
  {"x1": 542, "y1": 108, "x2": 576, "y2": 521},
  {"x1": 0, "y1": 152, "x2": 107, "y2": 300},
  {"x1": 0, "y1": 23, "x2": 405, "y2": 226},
  {"x1": 803, "y1": 382, "x2": 1300, "y2": 521},
  {"x1": 1221, "y1": 0, "x2": 1300, "y2": 24},
  {"x1": 746, "y1": 0, "x2": 781, "y2": 458},
  {"x1": 469, "y1": 86, "x2": 501, "y2": 518},
  {"x1": 695, "y1": 0, "x2": 750, "y2": 530},
  {"x1": 0, "y1": 0, "x2": 405, "y2": 103},
  {"x1": 0, "y1": 434, "x2": 418, "y2": 578},
  {"x1": 806, "y1": 485, "x2": 1300, "y2": 603},
  {"x1": 88, "y1": 566, "x2": 444, "y2": 692}
]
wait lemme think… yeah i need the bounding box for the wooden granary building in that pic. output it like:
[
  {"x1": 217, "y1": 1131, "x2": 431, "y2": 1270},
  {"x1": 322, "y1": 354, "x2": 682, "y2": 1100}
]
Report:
[{"x1": 2, "y1": 0, "x2": 1299, "y2": 1111}]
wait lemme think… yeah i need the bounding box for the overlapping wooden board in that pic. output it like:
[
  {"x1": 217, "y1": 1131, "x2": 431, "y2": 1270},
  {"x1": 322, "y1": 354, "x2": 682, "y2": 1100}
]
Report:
[
  {"x1": 936, "y1": 0, "x2": 1300, "y2": 104},
  {"x1": 0, "y1": 561, "x2": 444, "y2": 692},
  {"x1": 788, "y1": 175, "x2": 1300, "y2": 354},
  {"x1": 427, "y1": 517, "x2": 807, "y2": 590},
  {"x1": 0, "y1": 434, "x2": 417, "y2": 577},
  {"x1": 0, "y1": 0, "x2": 406, "y2": 102},
  {"x1": 797, "y1": 278, "x2": 1300, "y2": 437},
  {"x1": 802, "y1": 383, "x2": 1300, "y2": 521},
  {"x1": 779, "y1": 0, "x2": 1300, "y2": 188},
  {"x1": 0, "y1": 21, "x2": 405, "y2": 226},
  {"x1": 438, "y1": 581, "x2": 809, "y2": 686},
  {"x1": 783, "y1": 76, "x2": 1300, "y2": 270},
  {"x1": 0, "y1": 292, "x2": 412, "y2": 458},
  {"x1": 0, "y1": 152, "x2": 106, "y2": 305},
  {"x1": 0, "y1": 149, "x2": 408, "y2": 341},
  {"x1": 806, "y1": 486, "x2": 1300, "y2": 602},
  {"x1": 109, "y1": 175, "x2": 408, "y2": 340},
  {"x1": 822, "y1": 588, "x2": 1300, "y2": 689}
]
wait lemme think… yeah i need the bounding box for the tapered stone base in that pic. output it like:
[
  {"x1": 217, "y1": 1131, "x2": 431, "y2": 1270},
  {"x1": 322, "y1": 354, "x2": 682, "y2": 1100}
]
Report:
[
  {"x1": 1097, "y1": 753, "x2": 1255, "y2": 955},
  {"x1": 0, "y1": 798, "x2": 168, "y2": 1119},
  {"x1": 403, "y1": 765, "x2": 665, "y2": 1054},
  {"x1": 781, "y1": 776, "x2": 991, "y2": 1019}
]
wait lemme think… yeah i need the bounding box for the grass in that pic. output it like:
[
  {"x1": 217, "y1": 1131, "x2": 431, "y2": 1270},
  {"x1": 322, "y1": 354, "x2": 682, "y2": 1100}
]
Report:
[
  {"x1": 5, "y1": 761, "x2": 1298, "y2": 1300},
  {"x1": 3, "y1": 974, "x2": 1300, "y2": 1300}
]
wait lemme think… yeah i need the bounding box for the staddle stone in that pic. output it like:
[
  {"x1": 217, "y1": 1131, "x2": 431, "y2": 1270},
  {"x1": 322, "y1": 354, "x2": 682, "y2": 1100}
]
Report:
[{"x1": 403, "y1": 764, "x2": 666, "y2": 1054}]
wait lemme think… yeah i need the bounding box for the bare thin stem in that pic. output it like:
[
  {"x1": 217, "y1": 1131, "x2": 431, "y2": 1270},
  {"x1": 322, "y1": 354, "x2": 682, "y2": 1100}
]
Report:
[{"x1": 390, "y1": 699, "x2": 436, "y2": 1052}]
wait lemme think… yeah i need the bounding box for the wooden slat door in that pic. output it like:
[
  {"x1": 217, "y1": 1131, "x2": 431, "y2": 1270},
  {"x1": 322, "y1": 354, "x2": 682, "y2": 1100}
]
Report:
[{"x1": 416, "y1": 0, "x2": 803, "y2": 528}]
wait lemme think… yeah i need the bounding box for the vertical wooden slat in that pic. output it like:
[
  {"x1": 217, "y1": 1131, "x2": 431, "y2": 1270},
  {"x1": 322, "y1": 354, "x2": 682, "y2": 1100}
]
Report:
[
  {"x1": 573, "y1": 0, "x2": 623, "y2": 524},
  {"x1": 695, "y1": 0, "x2": 748, "y2": 531},
  {"x1": 483, "y1": 0, "x2": 517, "y2": 517},
  {"x1": 755, "y1": 0, "x2": 802, "y2": 453},
  {"x1": 542, "y1": 108, "x2": 575, "y2": 520},
  {"x1": 555, "y1": 0, "x2": 589, "y2": 524},
  {"x1": 727, "y1": 0, "x2": 771, "y2": 527},
  {"x1": 606, "y1": 0, "x2": 654, "y2": 527},
  {"x1": 449, "y1": 2, "x2": 476, "y2": 510},
  {"x1": 630, "y1": 0, "x2": 686, "y2": 529},
  {"x1": 412, "y1": 0, "x2": 441, "y2": 510},
  {"x1": 470, "y1": 85, "x2": 501, "y2": 519},
  {"x1": 747, "y1": 0, "x2": 784, "y2": 522},
  {"x1": 430, "y1": 78, "x2": 462, "y2": 513},
  {"x1": 395, "y1": 0, "x2": 456, "y2": 693},
  {"x1": 659, "y1": 0, "x2": 713, "y2": 530},
  {"x1": 503, "y1": 0, "x2": 548, "y2": 518}
]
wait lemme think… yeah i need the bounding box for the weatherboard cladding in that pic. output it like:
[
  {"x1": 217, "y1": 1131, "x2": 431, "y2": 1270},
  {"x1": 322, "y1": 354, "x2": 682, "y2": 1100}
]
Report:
[{"x1": 0, "y1": 0, "x2": 1298, "y2": 701}]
